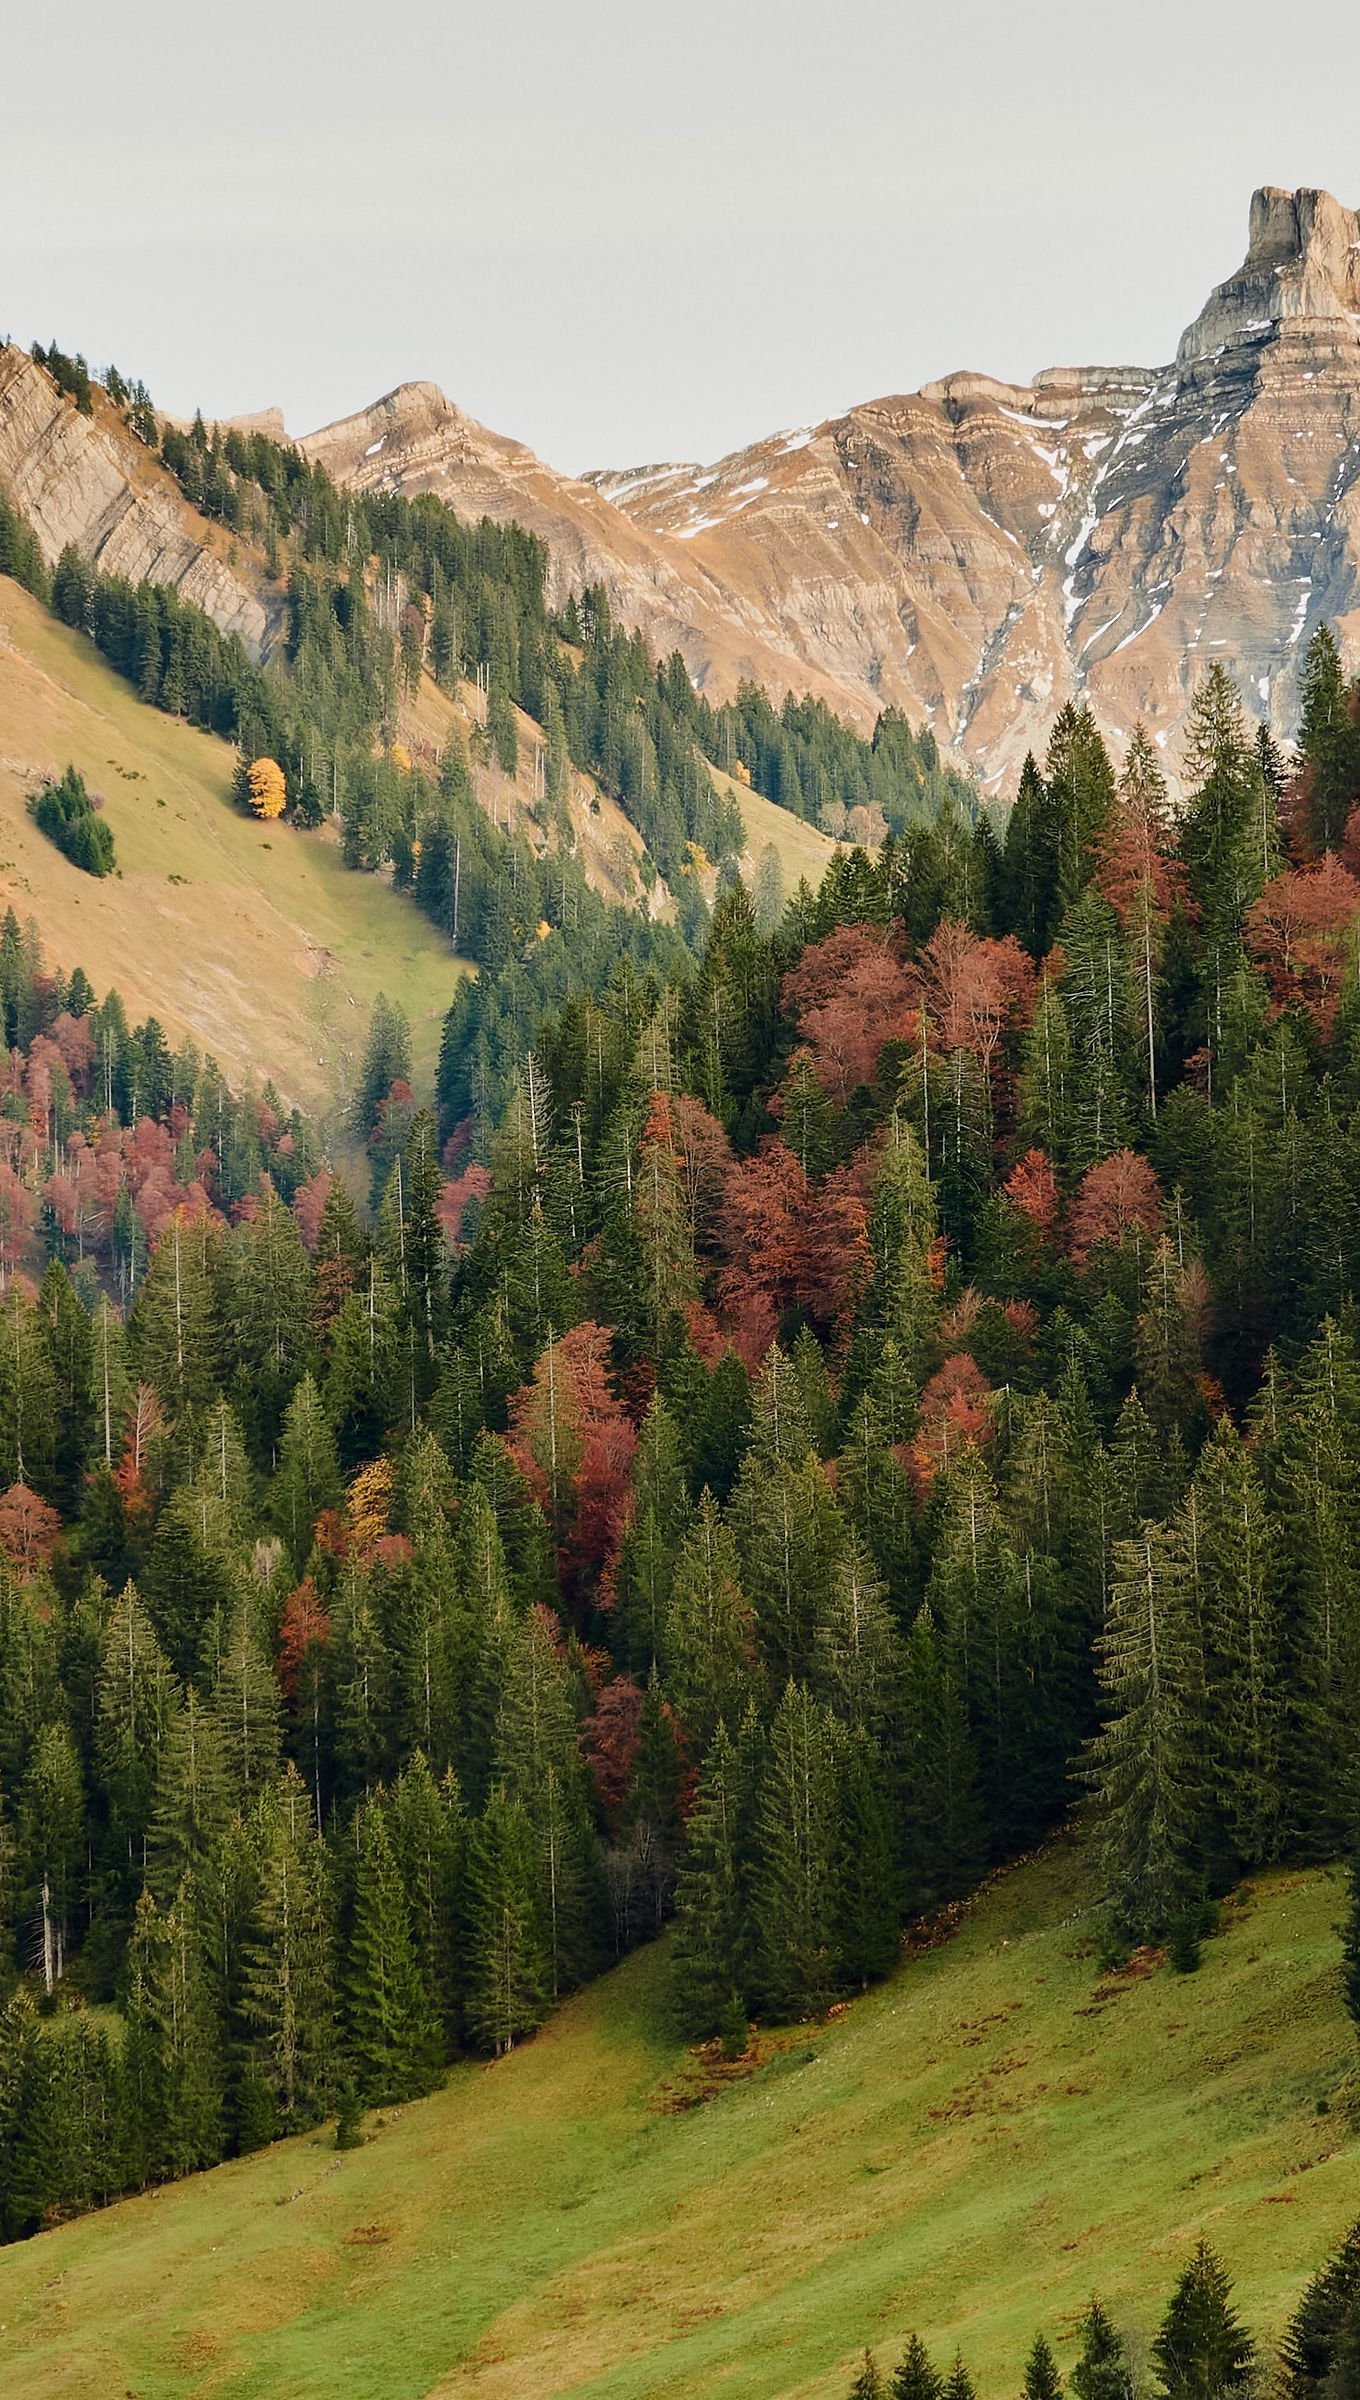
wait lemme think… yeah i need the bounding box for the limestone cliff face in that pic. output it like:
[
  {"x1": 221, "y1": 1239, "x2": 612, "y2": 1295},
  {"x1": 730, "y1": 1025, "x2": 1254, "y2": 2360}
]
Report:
[
  {"x1": 0, "y1": 348, "x2": 277, "y2": 658},
  {"x1": 304, "y1": 189, "x2": 1360, "y2": 791}
]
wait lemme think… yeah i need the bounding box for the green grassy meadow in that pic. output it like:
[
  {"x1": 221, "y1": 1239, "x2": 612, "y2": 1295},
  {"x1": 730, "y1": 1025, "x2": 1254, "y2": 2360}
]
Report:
[{"x1": 1, "y1": 1847, "x2": 1353, "y2": 2400}]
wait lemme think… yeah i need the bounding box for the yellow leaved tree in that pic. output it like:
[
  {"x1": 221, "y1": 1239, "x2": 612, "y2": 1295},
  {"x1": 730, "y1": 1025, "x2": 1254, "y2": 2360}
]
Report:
[{"x1": 245, "y1": 756, "x2": 287, "y2": 820}]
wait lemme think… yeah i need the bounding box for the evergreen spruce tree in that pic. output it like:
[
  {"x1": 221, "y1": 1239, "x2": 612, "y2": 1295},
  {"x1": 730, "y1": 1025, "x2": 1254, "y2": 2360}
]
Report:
[
  {"x1": 943, "y1": 2354, "x2": 978, "y2": 2400},
  {"x1": 493, "y1": 1605, "x2": 601, "y2": 1997},
  {"x1": 386, "y1": 1750, "x2": 463, "y2": 2062},
  {"x1": 1071, "y1": 2301, "x2": 1133, "y2": 2400},
  {"x1": 1192, "y1": 1422, "x2": 1285, "y2": 1870},
  {"x1": 1086, "y1": 1518, "x2": 1206, "y2": 1941},
  {"x1": 849, "y1": 2354, "x2": 886, "y2": 2400},
  {"x1": 147, "y1": 1688, "x2": 231, "y2": 1900},
  {"x1": 212, "y1": 1598, "x2": 283, "y2": 1804},
  {"x1": 1153, "y1": 2241, "x2": 1256, "y2": 2400},
  {"x1": 343, "y1": 1796, "x2": 441, "y2": 2103},
  {"x1": 17, "y1": 1722, "x2": 85, "y2": 1992},
  {"x1": 1024, "y1": 2333, "x2": 1064, "y2": 2400},
  {"x1": 753, "y1": 1682, "x2": 843, "y2": 2018},
  {"x1": 899, "y1": 1608, "x2": 986, "y2": 1912},
  {"x1": 124, "y1": 1879, "x2": 226, "y2": 2180},
  {"x1": 662, "y1": 1493, "x2": 754, "y2": 1750},
  {"x1": 1280, "y1": 2217, "x2": 1360, "y2": 2400},
  {"x1": 238, "y1": 1766, "x2": 335, "y2": 2132},
  {"x1": 464, "y1": 1788, "x2": 550, "y2": 2055},
  {"x1": 1297, "y1": 623, "x2": 1360, "y2": 855},
  {"x1": 891, "y1": 2333, "x2": 945, "y2": 2400},
  {"x1": 671, "y1": 1718, "x2": 756, "y2": 2036},
  {"x1": 272, "y1": 1372, "x2": 341, "y2": 1565}
]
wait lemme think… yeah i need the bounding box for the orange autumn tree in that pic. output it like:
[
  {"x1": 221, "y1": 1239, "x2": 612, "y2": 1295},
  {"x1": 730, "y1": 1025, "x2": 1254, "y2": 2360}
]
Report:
[{"x1": 245, "y1": 756, "x2": 287, "y2": 820}]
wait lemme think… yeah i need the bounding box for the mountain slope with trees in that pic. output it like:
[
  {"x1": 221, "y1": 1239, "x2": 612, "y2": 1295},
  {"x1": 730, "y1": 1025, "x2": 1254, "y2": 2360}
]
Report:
[
  {"x1": 0, "y1": 1848, "x2": 1350, "y2": 2400},
  {"x1": 0, "y1": 578, "x2": 462, "y2": 1113}
]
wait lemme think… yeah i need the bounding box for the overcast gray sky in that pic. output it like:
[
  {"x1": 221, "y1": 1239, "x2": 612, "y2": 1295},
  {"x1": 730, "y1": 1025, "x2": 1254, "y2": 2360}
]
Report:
[{"x1": 5, "y1": 0, "x2": 1360, "y2": 472}]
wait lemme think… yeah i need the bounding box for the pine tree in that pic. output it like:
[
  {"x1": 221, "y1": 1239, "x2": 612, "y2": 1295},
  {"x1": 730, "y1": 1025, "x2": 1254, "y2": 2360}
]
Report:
[
  {"x1": 1297, "y1": 623, "x2": 1360, "y2": 855},
  {"x1": 899, "y1": 1608, "x2": 986, "y2": 1913},
  {"x1": 0, "y1": 1986, "x2": 51, "y2": 2237},
  {"x1": 272, "y1": 1372, "x2": 341, "y2": 1564},
  {"x1": 891, "y1": 2333, "x2": 945, "y2": 2400},
  {"x1": 662, "y1": 1493, "x2": 754, "y2": 1750},
  {"x1": 17, "y1": 1721, "x2": 85, "y2": 1992},
  {"x1": 1071, "y1": 2300, "x2": 1133, "y2": 2400},
  {"x1": 1024, "y1": 2333, "x2": 1064, "y2": 2400},
  {"x1": 1280, "y1": 2217, "x2": 1360, "y2": 2400},
  {"x1": 147, "y1": 1688, "x2": 231, "y2": 1900},
  {"x1": 212, "y1": 1598, "x2": 283, "y2": 1804},
  {"x1": 386, "y1": 1750, "x2": 462, "y2": 2062},
  {"x1": 353, "y1": 995, "x2": 412, "y2": 1141},
  {"x1": 943, "y1": 2355, "x2": 978, "y2": 2400},
  {"x1": 815, "y1": 1537, "x2": 904, "y2": 1738},
  {"x1": 671, "y1": 1718, "x2": 756, "y2": 2035},
  {"x1": 343, "y1": 1796, "x2": 441, "y2": 2103},
  {"x1": 1192, "y1": 1423, "x2": 1285, "y2": 1870},
  {"x1": 1153, "y1": 2241, "x2": 1256, "y2": 2400},
  {"x1": 238, "y1": 1767, "x2": 335, "y2": 2133},
  {"x1": 834, "y1": 1727, "x2": 900, "y2": 1988},
  {"x1": 1086, "y1": 1519, "x2": 1206, "y2": 1941},
  {"x1": 95, "y1": 1582, "x2": 175, "y2": 1886},
  {"x1": 127, "y1": 1209, "x2": 222, "y2": 1414},
  {"x1": 123, "y1": 1880, "x2": 225, "y2": 2181},
  {"x1": 464, "y1": 1789, "x2": 550, "y2": 2055},
  {"x1": 493, "y1": 1605, "x2": 601, "y2": 1997},
  {"x1": 849, "y1": 2354, "x2": 885, "y2": 2400},
  {"x1": 753, "y1": 1682, "x2": 843, "y2": 2019}
]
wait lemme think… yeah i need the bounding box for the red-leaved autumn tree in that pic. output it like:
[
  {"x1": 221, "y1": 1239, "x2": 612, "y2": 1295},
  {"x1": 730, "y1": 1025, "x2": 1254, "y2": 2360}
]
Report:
[
  {"x1": 1066, "y1": 1148, "x2": 1165, "y2": 1266},
  {"x1": 780, "y1": 925, "x2": 916, "y2": 1105},
  {"x1": 1245, "y1": 854, "x2": 1360, "y2": 1035}
]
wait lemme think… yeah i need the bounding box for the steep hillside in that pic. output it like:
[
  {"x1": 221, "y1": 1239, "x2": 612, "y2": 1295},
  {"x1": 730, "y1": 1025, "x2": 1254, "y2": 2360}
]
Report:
[
  {"x1": 298, "y1": 382, "x2": 862, "y2": 724},
  {"x1": 0, "y1": 1851, "x2": 1352, "y2": 2400},
  {"x1": 395, "y1": 669, "x2": 662, "y2": 916},
  {"x1": 0, "y1": 347, "x2": 276, "y2": 656},
  {"x1": 294, "y1": 188, "x2": 1360, "y2": 790},
  {"x1": 0, "y1": 576, "x2": 467, "y2": 1113}
]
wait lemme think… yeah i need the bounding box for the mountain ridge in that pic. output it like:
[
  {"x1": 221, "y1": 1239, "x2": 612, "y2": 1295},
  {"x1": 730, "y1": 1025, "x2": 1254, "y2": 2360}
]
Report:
[{"x1": 295, "y1": 186, "x2": 1360, "y2": 789}]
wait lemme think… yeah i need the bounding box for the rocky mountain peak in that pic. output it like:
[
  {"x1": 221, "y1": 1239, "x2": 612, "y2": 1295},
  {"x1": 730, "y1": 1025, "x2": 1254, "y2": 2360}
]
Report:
[{"x1": 1177, "y1": 185, "x2": 1360, "y2": 366}]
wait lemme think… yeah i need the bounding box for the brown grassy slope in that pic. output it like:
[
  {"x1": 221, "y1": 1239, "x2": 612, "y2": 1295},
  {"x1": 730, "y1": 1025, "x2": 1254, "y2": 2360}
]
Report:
[{"x1": 0, "y1": 578, "x2": 469, "y2": 1118}]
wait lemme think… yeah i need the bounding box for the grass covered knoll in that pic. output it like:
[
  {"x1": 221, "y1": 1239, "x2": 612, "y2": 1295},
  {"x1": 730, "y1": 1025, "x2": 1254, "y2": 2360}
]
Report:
[
  {"x1": 0, "y1": 576, "x2": 467, "y2": 1115},
  {"x1": 0, "y1": 1849, "x2": 1353, "y2": 2400}
]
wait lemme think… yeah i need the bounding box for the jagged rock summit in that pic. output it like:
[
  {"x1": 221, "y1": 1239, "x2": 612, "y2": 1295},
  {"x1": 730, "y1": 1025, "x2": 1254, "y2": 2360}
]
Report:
[
  {"x1": 1177, "y1": 187, "x2": 1360, "y2": 365},
  {"x1": 295, "y1": 188, "x2": 1360, "y2": 790}
]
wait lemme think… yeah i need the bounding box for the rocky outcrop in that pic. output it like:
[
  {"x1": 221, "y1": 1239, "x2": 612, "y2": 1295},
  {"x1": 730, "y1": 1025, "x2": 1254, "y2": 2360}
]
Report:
[
  {"x1": 1177, "y1": 187, "x2": 1360, "y2": 365},
  {"x1": 301, "y1": 188, "x2": 1360, "y2": 794},
  {"x1": 0, "y1": 348, "x2": 278, "y2": 658}
]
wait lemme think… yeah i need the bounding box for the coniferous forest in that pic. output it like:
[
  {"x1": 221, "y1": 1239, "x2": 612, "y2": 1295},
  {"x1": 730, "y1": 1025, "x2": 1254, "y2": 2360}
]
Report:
[
  {"x1": 0, "y1": 574, "x2": 1355, "y2": 2276},
  {"x1": 3, "y1": 318, "x2": 1360, "y2": 2392}
]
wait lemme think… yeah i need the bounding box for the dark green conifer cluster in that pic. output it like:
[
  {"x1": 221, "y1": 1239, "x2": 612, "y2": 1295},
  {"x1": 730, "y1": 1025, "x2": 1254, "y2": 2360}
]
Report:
[{"x1": 30, "y1": 764, "x2": 116, "y2": 877}]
